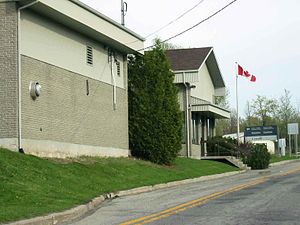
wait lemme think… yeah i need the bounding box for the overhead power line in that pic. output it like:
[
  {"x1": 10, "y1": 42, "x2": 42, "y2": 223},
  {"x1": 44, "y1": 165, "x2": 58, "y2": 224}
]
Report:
[
  {"x1": 139, "y1": 0, "x2": 238, "y2": 52},
  {"x1": 144, "y1": 0, "x2": 206, "y2": 39},
  {"x1": 125, "y1": 0, "x2": 206, "y2": 45}
]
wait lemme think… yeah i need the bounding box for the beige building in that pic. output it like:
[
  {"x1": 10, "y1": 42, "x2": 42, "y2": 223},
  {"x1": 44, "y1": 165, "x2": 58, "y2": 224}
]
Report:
[
  {"x1": 0, "y1": 0, "x2": 144, "y2": 157},
  {"x1": 166, "y1": 48, "x2": 230, "y2": 159}
]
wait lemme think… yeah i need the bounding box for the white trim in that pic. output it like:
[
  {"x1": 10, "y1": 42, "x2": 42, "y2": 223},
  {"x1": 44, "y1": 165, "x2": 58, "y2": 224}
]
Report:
[
  {"x1": 173, "y1": 69, "x2": 199, "y2": 74},
  {"x1": 198, "y1": 47, "x2": 214, "y2": 72},
  {"x1": 210, "y1": 49, "x2": 226, "y2": 87}
]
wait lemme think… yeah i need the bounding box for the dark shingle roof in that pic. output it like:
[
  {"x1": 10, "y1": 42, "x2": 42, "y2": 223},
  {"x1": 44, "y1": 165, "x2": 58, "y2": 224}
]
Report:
[{"x1": 165, "y1": 47, "x2": 212, "y2": 71}]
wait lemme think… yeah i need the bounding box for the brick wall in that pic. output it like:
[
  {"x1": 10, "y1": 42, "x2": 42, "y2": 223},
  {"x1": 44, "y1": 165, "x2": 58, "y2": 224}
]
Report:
[
  {"x1": 0, "y1": 2, "x2": 129, "y2": 154},
  {"x1": 0, "y1": 2, "x2": 18, "y2": 139},
  {"x1": 21, "y1": 56, "x2": 129, "y2": 150}
]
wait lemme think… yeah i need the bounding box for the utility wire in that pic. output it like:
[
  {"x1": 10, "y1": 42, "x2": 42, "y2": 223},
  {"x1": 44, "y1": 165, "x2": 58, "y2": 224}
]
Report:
[
  {"x1": 125, "y1": 0, "x2": 206, "y2": 45},
  {"x1": 138, "y1": 0, "x2": 238, "y2": 52},
  {"x1": 144, "y1": 0, "x2": 206, "y2": 39}
]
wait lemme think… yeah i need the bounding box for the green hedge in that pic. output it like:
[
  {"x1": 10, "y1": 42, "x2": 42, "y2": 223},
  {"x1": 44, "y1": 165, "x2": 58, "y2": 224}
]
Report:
[
  {"x1": 243, "y1": 144, "x2": 271, "y2": 169},
  {"x1": 207, "y1": 137, "x2": 238, "y2": 156},
  {"x1": 207, "y1": 137, "x2": 271, "y2": 170}
]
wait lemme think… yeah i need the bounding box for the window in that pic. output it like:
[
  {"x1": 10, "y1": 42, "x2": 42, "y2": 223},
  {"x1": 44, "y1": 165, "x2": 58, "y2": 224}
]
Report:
[{"x1": 86, "y1": 45, "x2": 93, "y2": 65}]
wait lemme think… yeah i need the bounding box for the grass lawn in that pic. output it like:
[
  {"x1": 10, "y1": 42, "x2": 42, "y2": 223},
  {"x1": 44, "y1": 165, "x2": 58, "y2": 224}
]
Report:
[
  {"x1": 270, "y1": 154, "x2": 299, "y2": 164},
  {"x1": 0, "y1": 148, "x2": 239, "y2": 223}
]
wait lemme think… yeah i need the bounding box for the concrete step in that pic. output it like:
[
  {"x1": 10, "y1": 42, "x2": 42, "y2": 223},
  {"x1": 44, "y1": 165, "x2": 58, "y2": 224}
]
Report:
[
  {"x1": 224, "y1": 156, "x2": 250, "y2": 170},
  {"x1": 201, "y1": 156, "x2": 250, "y2": 170}
]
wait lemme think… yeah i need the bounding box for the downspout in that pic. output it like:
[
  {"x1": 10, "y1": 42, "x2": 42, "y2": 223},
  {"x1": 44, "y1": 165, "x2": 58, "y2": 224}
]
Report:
[
  {"x1": 17, "y1": 0, "x2": 39, "y2": 152},
  {"x1": 110, "y1": 54, "x2": 117, "y2": 110},
  {"x1": 182, "y1": 72, "x2": 190, "y2": 158}
]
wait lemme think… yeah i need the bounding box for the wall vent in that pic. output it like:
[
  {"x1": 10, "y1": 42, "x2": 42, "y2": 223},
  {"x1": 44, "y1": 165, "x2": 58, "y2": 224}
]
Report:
[
  {"x1": 86, "y1": 45, "x2": 93, "y2": 65},
  {"x1": 116, "y1": 61, "x2": 121, "y2": 76}
]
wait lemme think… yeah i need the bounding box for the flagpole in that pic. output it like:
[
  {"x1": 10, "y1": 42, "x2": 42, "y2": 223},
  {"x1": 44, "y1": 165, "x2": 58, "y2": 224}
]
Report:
[{"x1": 235, "y1": 62, "x2": 240, "y2": 146}]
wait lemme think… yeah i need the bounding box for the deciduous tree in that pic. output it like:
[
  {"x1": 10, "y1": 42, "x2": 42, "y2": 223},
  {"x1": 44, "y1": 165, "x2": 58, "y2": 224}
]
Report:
[
  {"x1": 275, "y1": 89, "x2": 297, "y2": 138},
  {"x1": 251, "y1": 95, "x2": 277, "y2": 126}
]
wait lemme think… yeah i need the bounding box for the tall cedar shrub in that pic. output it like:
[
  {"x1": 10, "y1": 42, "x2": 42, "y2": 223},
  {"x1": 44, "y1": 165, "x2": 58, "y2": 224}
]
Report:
[{"x1": 128, "y1": 41, "x2": 183, "y2": 165}]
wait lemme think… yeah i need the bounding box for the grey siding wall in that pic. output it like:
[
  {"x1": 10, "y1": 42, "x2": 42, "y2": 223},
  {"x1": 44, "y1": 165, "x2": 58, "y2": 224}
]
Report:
[
  {"x1": 21, "y1": 56, "x2": 129, "y2": 150},
  {"x1": 0, "y1": 2, "x2": 18, "y2": 139}
]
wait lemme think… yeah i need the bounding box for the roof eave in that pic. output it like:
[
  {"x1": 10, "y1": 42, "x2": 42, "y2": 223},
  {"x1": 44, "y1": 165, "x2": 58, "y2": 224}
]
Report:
[
  {"x1": 69, "y1": 0, "x2": 145, "y2": 41},
  {"x1": 172, "y1": 69, "x2": 199, "y2": 74},
  {"x1": 205, "y1": 49, "x2": 226, "y2": 88},
  {"x1": 17, "y1": 0, "x2": 145, "y2": 54}
]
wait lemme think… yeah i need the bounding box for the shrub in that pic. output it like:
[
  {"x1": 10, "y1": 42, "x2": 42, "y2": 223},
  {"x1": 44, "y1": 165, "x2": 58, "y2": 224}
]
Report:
[
  {"x1": 238, "y1": 142, "x2": 254, "y2": 164},
  {"x1": 128, "y1": 41, "x2": 183, "y2": 165},
  {"x1": 244, "y1": 144, "x2": 271, "y2": 169},
  {"x1": 206, "y1": 138, "x2": 270, "y2": 170},
  {"x1": 206, "y1": 137, "x2": 237, "y2": 156}
]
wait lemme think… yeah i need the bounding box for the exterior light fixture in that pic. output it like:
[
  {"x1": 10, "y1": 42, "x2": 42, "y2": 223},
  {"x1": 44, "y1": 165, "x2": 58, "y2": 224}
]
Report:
[{"x1": 29, "y1": 81, "x2": 42, "y2": 99}]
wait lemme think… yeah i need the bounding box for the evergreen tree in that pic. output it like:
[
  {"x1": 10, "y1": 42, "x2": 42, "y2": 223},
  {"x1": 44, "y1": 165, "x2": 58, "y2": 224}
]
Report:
[{"x1": 128, "y1": 41, "x2": 183, "y2": 165}]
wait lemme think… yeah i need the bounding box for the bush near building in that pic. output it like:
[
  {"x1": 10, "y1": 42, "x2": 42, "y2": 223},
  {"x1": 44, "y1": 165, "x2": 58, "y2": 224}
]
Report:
[
  {"x1": 207, "y1": 137, "x2": 271, "y2": 169},
  {"x1": 243, "y1": 144, "x2": 271, "y2": 169},
  {"x1": 207, "y1": 136, "x2": 237, "y2": 156}
]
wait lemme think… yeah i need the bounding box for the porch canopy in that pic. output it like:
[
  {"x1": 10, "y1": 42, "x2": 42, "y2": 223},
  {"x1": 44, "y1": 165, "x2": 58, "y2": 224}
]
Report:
[{"x1": 191, "y1": 97, "x2": 230, "y2": 119}]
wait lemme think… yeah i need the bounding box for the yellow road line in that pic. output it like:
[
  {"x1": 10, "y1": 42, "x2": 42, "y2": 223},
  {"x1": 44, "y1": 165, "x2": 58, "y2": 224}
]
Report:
[
  {"x1": 120, "y1": 166, "x2": 300, "y2": 225},
  {"x1": 120, "y1": 178, "x2": 266, "y2": 225},
  {"x1": 132, "y1": 179, "x2": 266, "y2": 225}
]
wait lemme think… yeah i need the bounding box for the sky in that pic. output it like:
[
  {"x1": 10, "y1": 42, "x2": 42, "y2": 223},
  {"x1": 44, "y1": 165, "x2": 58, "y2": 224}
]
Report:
[{"x1": 81, "y1": 0, "x2": 300, "y2": 116}]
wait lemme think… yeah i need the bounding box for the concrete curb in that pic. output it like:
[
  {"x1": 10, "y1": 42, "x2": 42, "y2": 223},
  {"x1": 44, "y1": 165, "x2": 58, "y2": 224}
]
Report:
[
  {"x1": 4, "y1": 170, "x2": 245, "y2": 225},
  {"x1": 4, "y1": 196, "x2": 105, "y2": 225},
  {"x1": 270, "y1": 158, "x2": 300, "y2": 167}
]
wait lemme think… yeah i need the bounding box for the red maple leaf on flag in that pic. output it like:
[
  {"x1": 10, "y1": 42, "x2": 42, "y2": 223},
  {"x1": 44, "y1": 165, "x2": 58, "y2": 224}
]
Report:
[{"x1": 237, "y1": 64, "x2": 256, "y2": 82}]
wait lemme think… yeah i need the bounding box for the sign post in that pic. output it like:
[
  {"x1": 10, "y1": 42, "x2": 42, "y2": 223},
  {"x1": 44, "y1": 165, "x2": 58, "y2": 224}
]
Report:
[
  {"x1": 296, "y1": 134, "x2": 298, "y2": 155},
  {"x1": 288, "y1": 134, "x2": 292, "y2": 157},
  {"x1": 278, "y1": 138, "x2": 286, "y2": 156},
  {"x1": 288, "y1": 123, "x2": 299, "y2": 156}
]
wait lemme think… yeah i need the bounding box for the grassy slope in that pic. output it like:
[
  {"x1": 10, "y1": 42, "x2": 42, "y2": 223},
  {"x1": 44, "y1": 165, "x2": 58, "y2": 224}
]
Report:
[{"x1": 0, "y1": 148, "x2": 238, "y2": 223}]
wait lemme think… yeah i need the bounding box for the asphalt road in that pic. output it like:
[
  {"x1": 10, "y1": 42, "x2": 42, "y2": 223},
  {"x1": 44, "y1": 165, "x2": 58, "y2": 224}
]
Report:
[{"x1": 68, "y1": 161, "x2": 300, "y2": 225}]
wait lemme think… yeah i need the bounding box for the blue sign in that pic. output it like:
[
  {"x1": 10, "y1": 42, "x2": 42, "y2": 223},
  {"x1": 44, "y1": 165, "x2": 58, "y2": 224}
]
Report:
[{"x1": 244, "y1": 126, "x2": 278, "y2": 138}]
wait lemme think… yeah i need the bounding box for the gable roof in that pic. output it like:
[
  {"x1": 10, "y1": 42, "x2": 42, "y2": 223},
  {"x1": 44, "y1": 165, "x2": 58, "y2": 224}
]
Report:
[
  {"x1": 165, "y1": 47, "x2": 225, "y2": 88},
  {"x1": 166, "y1": 47, "x2": 212, "y2": 71}
]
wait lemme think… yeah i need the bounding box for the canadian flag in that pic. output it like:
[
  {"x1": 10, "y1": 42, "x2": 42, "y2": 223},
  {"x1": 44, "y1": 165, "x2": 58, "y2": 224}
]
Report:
[{"x1": 237, "y1": 64, "x2": 256, "y2": 82}]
